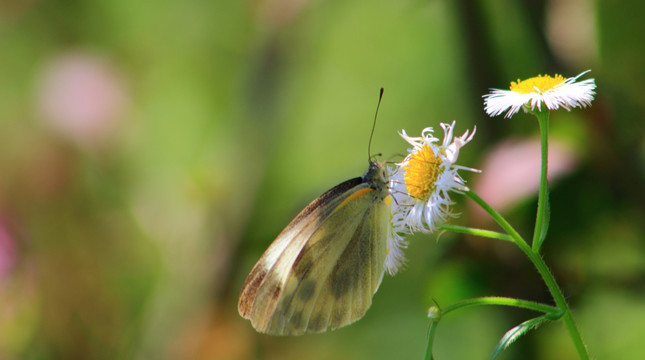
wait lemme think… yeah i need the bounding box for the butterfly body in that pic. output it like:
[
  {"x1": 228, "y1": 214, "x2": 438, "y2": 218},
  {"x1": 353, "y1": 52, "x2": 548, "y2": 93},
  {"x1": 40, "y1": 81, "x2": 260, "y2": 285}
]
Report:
[{"x1": 238, "y1": 161, "x2": 390, "y2": 335}]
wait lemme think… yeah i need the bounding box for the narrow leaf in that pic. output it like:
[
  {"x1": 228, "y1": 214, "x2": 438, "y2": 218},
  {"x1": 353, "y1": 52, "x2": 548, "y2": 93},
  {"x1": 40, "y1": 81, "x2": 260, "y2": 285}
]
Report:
[
  {"x1": 489, "y1": 315, "x2": 551, "y2": 360},
  {"x1": 533, "y1": 187, "x2": 550, "y2": 251}
]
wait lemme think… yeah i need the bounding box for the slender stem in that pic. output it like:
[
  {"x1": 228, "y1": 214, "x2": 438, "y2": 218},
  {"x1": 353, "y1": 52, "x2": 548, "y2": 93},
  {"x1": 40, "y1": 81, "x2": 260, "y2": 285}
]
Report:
[
  {"x1": 424, "y1": 296, "x2": 560, "y2": 360},
  {"x1": 525, "y1": 253, "x2": 588, "y2": 359},
  {"x1": 439, "y1": 224, "x2": 513, "y2": 243},
  {"x1": 440, "y1": 296, "x2": 560, "y2": 316},
  {"x1": 532, "y1": 110, "x2": 550, "y2": 251},
  {"x1": 465, "y1": 191, "x2": 527, "y2": 248},
  {"x1": 466, "y1": 190, "x2": 588, "y2": 359},
  {"x1": 424, "y1": 321, "x2": 439, "y2": 360}
]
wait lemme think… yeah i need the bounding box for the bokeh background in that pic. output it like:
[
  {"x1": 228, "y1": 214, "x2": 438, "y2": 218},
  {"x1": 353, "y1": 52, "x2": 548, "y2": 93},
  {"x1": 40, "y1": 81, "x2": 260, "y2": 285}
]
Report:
[{"x1": 1, "y1": 0, "x2": 644, "y2": 359}]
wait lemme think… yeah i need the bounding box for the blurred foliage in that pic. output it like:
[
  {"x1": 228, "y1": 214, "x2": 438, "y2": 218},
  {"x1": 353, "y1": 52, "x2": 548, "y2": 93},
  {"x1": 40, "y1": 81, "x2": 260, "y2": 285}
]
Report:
[{"x1": 0, "y1": 0, "x2": 644, "y2": 359}]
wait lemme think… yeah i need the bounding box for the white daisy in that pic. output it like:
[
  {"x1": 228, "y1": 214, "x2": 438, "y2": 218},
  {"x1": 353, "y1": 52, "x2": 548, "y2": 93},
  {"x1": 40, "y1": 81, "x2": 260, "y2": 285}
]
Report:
[
  {"x1": 390, "y1": 121, "x2": 478, "y2": 235},
  {"x1": 483, "y1": 70, "x2": 596, "y2": 118}
]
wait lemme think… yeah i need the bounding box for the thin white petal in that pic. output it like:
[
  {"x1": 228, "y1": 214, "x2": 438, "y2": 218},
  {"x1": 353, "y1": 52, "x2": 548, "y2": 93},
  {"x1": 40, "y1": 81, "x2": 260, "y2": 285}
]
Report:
[{"x1": 483, "y1": 71, "x2": 596, "y2": 118}]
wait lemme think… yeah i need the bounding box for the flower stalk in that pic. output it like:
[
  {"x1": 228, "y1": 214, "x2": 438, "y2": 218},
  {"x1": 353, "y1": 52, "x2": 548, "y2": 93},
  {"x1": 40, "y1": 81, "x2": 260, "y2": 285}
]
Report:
[
  {"x1": 466, "y1": 190, "x2": 588, "y2": 359},
  {"x1": 532, "y1": 110, "x2": 550, "y2": 251}
]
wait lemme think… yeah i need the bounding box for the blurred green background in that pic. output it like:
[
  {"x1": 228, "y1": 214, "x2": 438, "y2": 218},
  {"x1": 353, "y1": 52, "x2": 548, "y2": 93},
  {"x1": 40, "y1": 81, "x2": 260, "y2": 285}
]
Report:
[{"x1": 1, "y1": 0, "x2": 644, "y2": 359}]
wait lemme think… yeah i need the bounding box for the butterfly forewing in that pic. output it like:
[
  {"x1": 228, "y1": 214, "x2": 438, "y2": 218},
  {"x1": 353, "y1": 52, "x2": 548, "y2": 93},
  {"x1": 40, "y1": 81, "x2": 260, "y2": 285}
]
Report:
[
  {"x1": 238, "y1": 177, "x2": 362, "y2": 320},
  {"x1": 238, "y1": 162, "x2": 389, "y2": 335}
]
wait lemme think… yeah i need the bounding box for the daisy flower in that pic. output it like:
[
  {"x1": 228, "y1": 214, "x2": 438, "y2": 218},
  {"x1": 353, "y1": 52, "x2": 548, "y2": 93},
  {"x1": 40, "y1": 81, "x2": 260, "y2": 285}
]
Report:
[
  {"x1": 390, "y1": 121, "x2": 478, "y2": 235},
  {"x1": 483, "y1": 70, "x2": 596, "y2": 118}
]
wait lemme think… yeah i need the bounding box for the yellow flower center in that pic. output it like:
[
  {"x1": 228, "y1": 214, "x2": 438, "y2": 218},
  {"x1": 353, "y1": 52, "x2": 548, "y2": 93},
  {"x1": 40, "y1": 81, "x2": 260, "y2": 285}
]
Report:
[
  {"x1": 404, "y1": 145, "x2": 442, "y2": 200},
  {"x1": 509, "y1": 74, "x2": 566, "y2": 94}
]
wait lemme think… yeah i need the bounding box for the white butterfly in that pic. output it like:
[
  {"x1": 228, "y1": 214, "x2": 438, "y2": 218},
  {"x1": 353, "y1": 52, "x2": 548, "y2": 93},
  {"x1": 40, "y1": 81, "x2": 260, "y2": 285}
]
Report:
[{"x1": 238, "y1": 161, "x2": 391, "y2": 335}]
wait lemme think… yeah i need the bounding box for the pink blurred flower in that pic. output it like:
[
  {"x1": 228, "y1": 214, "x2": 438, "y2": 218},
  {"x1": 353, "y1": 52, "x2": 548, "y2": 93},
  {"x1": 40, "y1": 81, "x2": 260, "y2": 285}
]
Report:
[
  {"x1": 36, "y1": 53, "x2": 129, "y2": 147},
  {"x1": 471, "y1": 137, "x2": 579, "y2": 220}
]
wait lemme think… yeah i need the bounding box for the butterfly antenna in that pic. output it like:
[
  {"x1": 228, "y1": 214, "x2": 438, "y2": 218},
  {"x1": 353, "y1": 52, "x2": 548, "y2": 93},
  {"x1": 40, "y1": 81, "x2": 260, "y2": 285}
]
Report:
[{"x1": 368, "y1": 87, "x2": 384, "y2": 162}]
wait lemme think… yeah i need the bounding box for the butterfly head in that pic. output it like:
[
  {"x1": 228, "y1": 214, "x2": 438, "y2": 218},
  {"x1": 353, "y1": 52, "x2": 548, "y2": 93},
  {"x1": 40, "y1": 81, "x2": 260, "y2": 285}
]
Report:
[{"x1": 363, "y1": 161, "x2": 389, "y2": 200}]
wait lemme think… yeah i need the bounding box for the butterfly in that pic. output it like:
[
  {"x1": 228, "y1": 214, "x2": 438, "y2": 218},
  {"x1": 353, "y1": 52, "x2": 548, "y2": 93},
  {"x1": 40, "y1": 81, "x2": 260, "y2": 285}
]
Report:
[
  {"x1": 238, "y1": 89, "x2": 392, "y2": 335},
  {"x1": 238, "y1": 160, "x2": 391, "y2": 335}
]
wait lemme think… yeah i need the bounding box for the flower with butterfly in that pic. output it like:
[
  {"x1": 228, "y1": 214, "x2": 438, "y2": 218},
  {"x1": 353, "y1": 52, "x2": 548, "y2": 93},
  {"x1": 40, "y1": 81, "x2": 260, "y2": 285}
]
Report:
[{"x1": 239, "y1": 72, "x2": 596, "y2": 359}]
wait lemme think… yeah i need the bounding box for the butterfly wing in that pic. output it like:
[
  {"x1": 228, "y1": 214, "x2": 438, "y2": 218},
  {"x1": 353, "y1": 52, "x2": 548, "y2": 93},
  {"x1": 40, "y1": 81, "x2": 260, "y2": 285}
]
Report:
[
  {"x1": 238, "y1": 177, "x2": 362, "y2": 324},
  {"x1": 238, "y1": 167, "x2": 389, "y2": 335}
]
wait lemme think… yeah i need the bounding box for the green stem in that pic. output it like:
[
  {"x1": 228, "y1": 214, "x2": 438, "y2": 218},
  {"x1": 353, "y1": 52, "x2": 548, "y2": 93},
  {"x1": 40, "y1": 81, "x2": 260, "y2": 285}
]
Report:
[
  {"x1": 440, "y1": 296, "x2": 560, "y2": 316},
  {"x1": 424, "y1": 296, "x2": 561, "y2": 360},
  {"x1": 424, "y1": 320, "x2": 439, "y2": 360},
  {"x1": 532, "y1": 110, "x2": 550, "y2": 251},
  {"x1": 466, "y1": 190, "x2": 588, "y2": 359},
  {"x1": 465, "y1": 191, "x2": 527, "y2": 248},
  {"x1": 439, "y1": 224, "x2": 513, "y2": 243}
]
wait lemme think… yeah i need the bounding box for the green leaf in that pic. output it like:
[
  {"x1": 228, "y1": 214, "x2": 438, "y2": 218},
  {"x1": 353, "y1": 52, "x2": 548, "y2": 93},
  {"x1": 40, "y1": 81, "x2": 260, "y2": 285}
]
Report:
[
  {"x1": 533, "y1": 186, "x2": 550, "y2": 251},
  {"x1": 489, "y1": 315, "x2": 552, "y2": 360}
]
